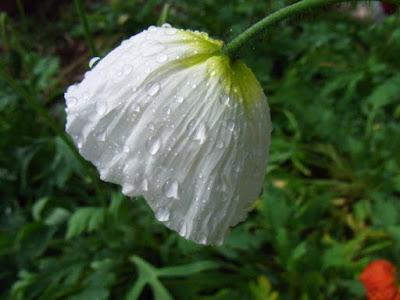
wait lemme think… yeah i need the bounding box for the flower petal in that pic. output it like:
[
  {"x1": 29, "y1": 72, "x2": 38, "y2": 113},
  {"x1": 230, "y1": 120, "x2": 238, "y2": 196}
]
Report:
[{"x1": 65, "y1": 26, "x2": 271, "y2": 245}]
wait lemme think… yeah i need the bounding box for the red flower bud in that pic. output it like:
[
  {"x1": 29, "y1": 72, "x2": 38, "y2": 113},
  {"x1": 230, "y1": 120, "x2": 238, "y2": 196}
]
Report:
[{"x1": 359, "y1": 259, "x2": 399, "y2": 300}]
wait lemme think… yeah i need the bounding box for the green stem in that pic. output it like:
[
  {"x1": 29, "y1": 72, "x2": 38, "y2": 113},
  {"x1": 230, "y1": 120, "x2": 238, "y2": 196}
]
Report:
[
  {"x1": 157, "y1": 3, "x2": 171, "y2": 26},
  {"x1": 223, "y1": 0, "x2": 400, "y2": 57},
  {"x1": 74, "y1": 0, "x2": 98, "y2": 57}
]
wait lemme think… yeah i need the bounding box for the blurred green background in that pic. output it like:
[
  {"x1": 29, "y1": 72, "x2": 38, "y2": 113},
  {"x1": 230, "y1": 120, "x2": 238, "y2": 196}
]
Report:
[{"x1": 1, "y1": 0, "x2": 400, "y2": 299}]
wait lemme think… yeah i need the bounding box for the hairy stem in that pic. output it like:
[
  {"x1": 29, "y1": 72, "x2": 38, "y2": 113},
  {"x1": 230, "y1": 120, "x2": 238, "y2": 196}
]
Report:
[{"x1": 222, "y1": 0, "x2": 400, "y2": 57}]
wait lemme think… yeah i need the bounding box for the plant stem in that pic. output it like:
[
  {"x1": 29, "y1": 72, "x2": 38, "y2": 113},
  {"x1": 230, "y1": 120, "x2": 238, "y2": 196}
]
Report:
[
  {"x1": 74, "y1": 0, "x2": 98, "y2": 57},
  {"x1": 222, "y1": 0, "x2": 400, "y2": 57},
  {"x1": 157, "y1": 3, "x2": 171, "y2": 26}
]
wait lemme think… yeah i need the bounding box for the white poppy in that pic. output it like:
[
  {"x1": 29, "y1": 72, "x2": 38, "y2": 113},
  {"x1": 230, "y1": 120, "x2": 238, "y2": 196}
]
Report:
[{"x1": 65, "y1": 24, "x2": 272, "y2": 245}]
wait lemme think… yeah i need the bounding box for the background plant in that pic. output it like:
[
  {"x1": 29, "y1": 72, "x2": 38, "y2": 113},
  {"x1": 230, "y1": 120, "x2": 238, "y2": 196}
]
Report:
[{"x1": 1, "y1": 1, "x2": 400, "y2": 299}]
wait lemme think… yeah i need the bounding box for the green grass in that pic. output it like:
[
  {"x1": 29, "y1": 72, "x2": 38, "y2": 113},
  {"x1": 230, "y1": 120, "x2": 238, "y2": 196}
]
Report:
[{"x1": 1, "y1": 1, "x2": 400, "y2": 299}]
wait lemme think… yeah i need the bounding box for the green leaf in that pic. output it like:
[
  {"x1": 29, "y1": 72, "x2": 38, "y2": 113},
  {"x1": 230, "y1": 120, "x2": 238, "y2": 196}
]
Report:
[{"x1": 66, "y1": 207, "x2": 107, "y2": 239}]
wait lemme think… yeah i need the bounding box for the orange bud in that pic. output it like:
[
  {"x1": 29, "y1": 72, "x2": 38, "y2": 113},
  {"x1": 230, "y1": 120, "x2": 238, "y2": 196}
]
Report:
[{"x1": 359, "y1": 259, "x2": 399, "y2": 300}]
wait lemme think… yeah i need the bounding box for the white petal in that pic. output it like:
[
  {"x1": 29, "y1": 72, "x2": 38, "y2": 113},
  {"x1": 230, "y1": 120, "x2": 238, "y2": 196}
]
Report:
[{"x1": 65, "y1": 26, "x2": 271, "y2": 245}]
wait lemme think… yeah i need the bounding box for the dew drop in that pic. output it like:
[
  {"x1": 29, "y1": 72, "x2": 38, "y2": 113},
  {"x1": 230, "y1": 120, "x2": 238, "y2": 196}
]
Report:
[
  {"x1": 146, "y1": 136, "x2": 161, "y2": 155},
  {"x1": 147, "y1": 122, "x2": 155, "y2": 131},
  {"x1": 122, "y1": 184, "x2": 135, "y2": 195},
  {"x1": 216, "y1": 141, "x2": 224, "y2": 149},
  {"x1": 194, "y1": 122, "x2": 207, "y2": 144},
  {"x1": 68, "y1": 97, "x2": 78, "y2": 106},
  {"x1": 141, "y1": 41, "x2": 165, "y2": 57},
  {"x1": 132, "y1": 104, "x2": 141, "y2": 112},
  {"x1": 165, "y1": 28, "x2": 177, "y2": 35},
  {"x1": 96, "y1": 101, "x2": 107, "y2": 116},
  {"x1": 89, "y1": 57, "x2": 100, "y2": 68},
  {"x1": 187, "y1": 119, "x2": 196, "y2": 130},
  {"x1": 147, "y1": 82, "x2": 160, "y2": 96},
  {"x1": 77, "y1": 140, "x2": 83, "y2": 149},
  {"x1": 163, "y1": 180, "x2": 179, "y2": 199},
  {"x1": 97, "y1": 130, "x2": 107, "y2": 142},
  {"x1": 161, "y1": 23, "x2": 172, "y2": 28},
  {"x1": 156, "y1": 53, "x2": 168, "y2": 63},
  {"x1": 199, "y1": 235, "x2": 208, "y2": 245},
  {"x1": 82, "y1": 92, "x2": 90, "y2": 101},
  {"x1": 155, "y1": 207, "x2": 170, "y2": 221},
  {"x1": 148, "y1": 25, "x2": 157, "y2": 32},
  {"x1": 123, "y1": 145, "x2": 130, "y2": 153},
  {"x1": 179, "y1": 223, "x2": 187, "y2": 236},
  {"x1": 176, "y1": 95, "x2": 184, "y2": 103},
  {"x1": 141, "y1": 178, "x2": 148, "y2": 191},
  {"x1": 219, "y1": 96, "x2": 231, "y2": 107},
  {"x1": 226, "y1": 119, "x2": 235, "y2": 131}
]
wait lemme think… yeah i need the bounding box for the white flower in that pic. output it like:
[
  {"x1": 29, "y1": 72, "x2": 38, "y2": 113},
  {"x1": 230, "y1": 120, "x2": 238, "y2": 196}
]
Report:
[{"x1": 65, "y1": 24, "x2": 271, "y2": 245}]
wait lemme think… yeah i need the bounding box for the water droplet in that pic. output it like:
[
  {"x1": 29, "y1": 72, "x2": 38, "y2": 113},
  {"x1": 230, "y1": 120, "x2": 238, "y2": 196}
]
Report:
[
  {"x1": 199, "y1": 235, "x2": 208, "y2": 245},
  {"x1": 68, "y1": 97, "x2": 78, "y2": 106},
  {"x1": 82, "y1": 92, "x2": 90, "y2": 101},
  {"x1": 216, "y1": 141, "x2": 224, "y2": 149},
  {"x1": 219, "y1": 96, "x2": 231, "y2": 107},
  {"x1": 147, "y1": 82, "x2": 160, "y2": 96},
  {"x1": 165, "y1": 28, "x2": 177, "y2": 35},
  {"x1": 155, "y1": 207, "x2": 170, "y2": 221},
  {"x1": 194, "y1": 123, "x2": 207, "y2": 144},
  {"x1": 89, "y1": 57, "x2": 100, "y2": 68},
  {"x1": 123, "y1": 145, "x2": 130, "y2": 153},
  {"x1": 176, "y1": 95, "x2": 184, "y2": 103},
  {"x1": 187, "y1": 119, "x2": 196, "y2": 130},
  {"x1": 96, "y1": 101, "x2": 107, "y2": 116},
  {"x1": 122, "y1": 184, "x2": 135, "y2": 195},
  {"x1": 147, "y1": 123, "x2": 155, "y2": 131},
  {"x1": 122, "y1": 64, "x2": 133, "y2": 75},
  {"x1": 146, "y1": 136, "x2": 161, "y2": 155},
  {"x1": 156, "y1": 53, "x2": 168, "y2": 63},
  {"x1": 97, "y1": 130, "x2": 107, "y2": 142},
  {"x1": 164, "y1": 105, "x2": 171, "y2": 115},
  {"x1": 132, "y1": 104, "x2": 141, "y2": 112},
  {"x1": 161, "y1": 23, "x2": 172, "y2": 28},
  {"x1": 163, "y1": 179, "x2": 179, "y2": 199},
  {"x1": 141, "y1": 41, "x2": 165, "y2": 57},
  {"x1": 179, "y1": 223, "x2": 187, "y2": 236},
  {"x1": 226, "y1": 119, "x2": 235, "y2": 131},
  {"x1": 192, "y1": 83, "x2": 197, "y2": 89},
  {"x1": 141, "y1": 178, "x2": 148, "y2": 191},
  {"x1": 148, "y1": 25, "x2": 157, "y2": 32},
  {"x1": 77, "y1": 140, "x2": 83, "y2": 149}
]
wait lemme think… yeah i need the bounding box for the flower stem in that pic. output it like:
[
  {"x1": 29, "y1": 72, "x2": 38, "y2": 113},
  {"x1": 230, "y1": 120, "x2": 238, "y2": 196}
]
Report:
[
  {"x1": 222, "y1": 0, "x2": 400, "y2": 58},
  {"x1": 74, "y1": 0, "x2": 98, "y2": 57}
]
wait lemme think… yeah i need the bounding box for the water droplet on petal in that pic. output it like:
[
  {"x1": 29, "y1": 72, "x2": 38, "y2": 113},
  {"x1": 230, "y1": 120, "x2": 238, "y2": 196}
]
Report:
[
  {"x1": 226, "y1": 119, "x2": 235, "y2": 131},
  {"x1": 176, "y1": 95, "x2": 184, "y2": 103},
  {"x1": 148, "y1": 25, "x2": 157, "y2": 32},
  {"x1": 123, "y1": 145, "x2": 130, "y2": 153},
  {"x1": 77, "y1": 140, "x2": 83, "y2": 149},
  {"x1": 147, "y1": 122, "x2": 155, "y2": 131},
  {"x1": 132, "y1": 104, "x2": 141, "y2": 112},
  {"x1": 217, "y1": 141, "x2": 224, "y2": 149},
  {"x1": 165, "y1": 28, "x2": 177, "y2": 35},
  {"x1": 89, "y1": 57, "x2": 100, "y2": 68},
  {"x1": 147, "y1": 82, "x2": 160, "y2": 96},
  {"x1": 96, "y1": 101, "x2": 107, "y2": 116},
  {"x1": 194, "y1": 123, "x2": 207, "y2": 144},
  {"x1": 155, "y1": 207, "x2": 170, "y2": 221},
  {"x1": 156, "y1": 53, "x2": 168, "y2": 63},
  {"x1": 219, "y1": 96, "x2": 231, "y2": 107},
  {"x1": 141, "y1": 178, "x2": 148, "y2": 191},
  {"x1": 68, "y1": 97, "x2": 78, "y2": 106},
  {"x1": 146, "y1": 136, "x2": 161, "y2": 155},
  {"x1": 163, "y1": 179, "x2": 179, "y2": 199},
  {"x1": 187, "y1": 119, "x2": 196, "y2": 130},
  {"x1": 141, "y1": 41, "x2": 165, "y2": 57},
  {"x1": 161, "y1": 23, "x2": 172, "y2": 28},
  {"x1": 179, "y1": 223, "x2": 187, "y2": 236}
]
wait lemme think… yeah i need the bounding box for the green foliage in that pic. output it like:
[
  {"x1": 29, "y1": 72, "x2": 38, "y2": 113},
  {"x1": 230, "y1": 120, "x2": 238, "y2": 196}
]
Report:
[{"x1": 1, "y1": 1, "x2": 399, "y2": 299}]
